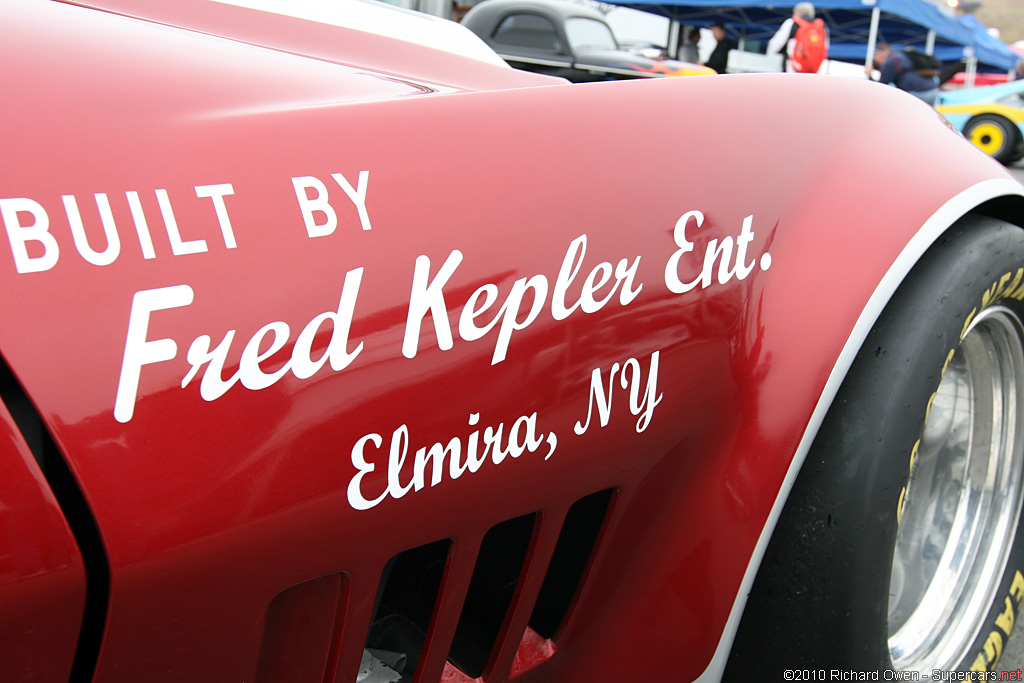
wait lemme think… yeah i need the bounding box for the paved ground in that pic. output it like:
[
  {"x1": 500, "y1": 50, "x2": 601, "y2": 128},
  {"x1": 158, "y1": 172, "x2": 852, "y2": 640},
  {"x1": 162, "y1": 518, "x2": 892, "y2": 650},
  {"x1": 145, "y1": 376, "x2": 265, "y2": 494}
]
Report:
[{"x1": 1011, "y1": 159, "x2": 1024, "y2": 184}]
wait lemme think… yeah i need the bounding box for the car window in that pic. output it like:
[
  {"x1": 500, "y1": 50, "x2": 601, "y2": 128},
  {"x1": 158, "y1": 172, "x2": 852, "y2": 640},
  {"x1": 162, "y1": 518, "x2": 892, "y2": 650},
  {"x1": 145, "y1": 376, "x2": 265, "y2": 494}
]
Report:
[
  {"x1": 565, "y1": 17, "x2": 617, "y2": 51},
  {"x1": 999, "y1": 93, "x2": 1024, "y2": 108},
  {"x1": 492, "y1": 13, "x2": 563, "y2": 53}
]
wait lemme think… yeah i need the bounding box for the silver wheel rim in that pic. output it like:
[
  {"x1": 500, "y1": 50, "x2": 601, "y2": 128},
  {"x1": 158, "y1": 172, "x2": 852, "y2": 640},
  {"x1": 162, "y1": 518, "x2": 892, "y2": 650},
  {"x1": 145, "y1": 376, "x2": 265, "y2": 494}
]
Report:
[{"x1": 888, "y1": 306, "x2": 1024, "y2": 672}]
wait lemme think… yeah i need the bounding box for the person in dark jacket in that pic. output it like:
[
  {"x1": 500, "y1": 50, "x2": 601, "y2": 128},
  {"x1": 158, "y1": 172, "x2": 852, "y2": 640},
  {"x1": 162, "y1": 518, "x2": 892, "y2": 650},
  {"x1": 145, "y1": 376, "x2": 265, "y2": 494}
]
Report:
[
  {"x1": 869, "y1": 43, "x2": 940, "y2": 106},
  {"x1": 702, "y1": 22, "x2": 734, "y2": 74}
]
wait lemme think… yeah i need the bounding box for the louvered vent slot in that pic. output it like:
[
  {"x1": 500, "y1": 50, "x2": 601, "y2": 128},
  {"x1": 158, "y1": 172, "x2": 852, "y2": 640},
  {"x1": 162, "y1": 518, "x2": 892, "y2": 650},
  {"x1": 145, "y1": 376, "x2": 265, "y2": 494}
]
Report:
[
  {"x1": 364, "y1": 538, "x2": 451, "y2": 682},
  {"x1": 255, "y1": 573, "x2": 349, "y2": 683},
  {"x1": 449, "y1": 513, "x2": 537, "y2": 678},
  {"x1": 529, "y1": 489, "x2": 614, "y2": 640}
]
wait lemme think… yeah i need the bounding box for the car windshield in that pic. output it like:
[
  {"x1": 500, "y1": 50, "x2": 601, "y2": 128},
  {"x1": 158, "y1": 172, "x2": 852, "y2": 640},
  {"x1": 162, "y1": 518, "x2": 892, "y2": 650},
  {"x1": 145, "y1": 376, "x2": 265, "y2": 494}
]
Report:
[
  {"x1": 565, "y1": 17, "x2": 617, "y2": 51},
  {"x1": 999, "y1": 93, "x2": 1024, "y2": 108}
]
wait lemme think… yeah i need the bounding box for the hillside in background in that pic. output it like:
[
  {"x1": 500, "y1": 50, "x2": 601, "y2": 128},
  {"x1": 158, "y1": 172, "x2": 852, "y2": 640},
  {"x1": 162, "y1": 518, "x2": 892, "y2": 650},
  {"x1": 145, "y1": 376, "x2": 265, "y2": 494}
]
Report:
[{"x1": 974, "y1": 0, "x2": 1024, "y2": 45}]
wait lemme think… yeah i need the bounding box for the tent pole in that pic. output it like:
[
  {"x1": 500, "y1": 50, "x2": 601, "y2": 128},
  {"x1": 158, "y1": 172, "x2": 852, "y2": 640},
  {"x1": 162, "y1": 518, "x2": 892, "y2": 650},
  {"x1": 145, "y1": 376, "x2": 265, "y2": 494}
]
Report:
[
  {"x1": 925, "y1": 30, "x2": 935, "y2": 55},
  {"x1": 965, "y1": 46, "x2": 977, "y2": 88},
  {"x1": 670, "y1": 8, "x2": 682, "y2": 60},
  {"x1": 864, "y1": 7, "x2": 880, "y2": 72}
]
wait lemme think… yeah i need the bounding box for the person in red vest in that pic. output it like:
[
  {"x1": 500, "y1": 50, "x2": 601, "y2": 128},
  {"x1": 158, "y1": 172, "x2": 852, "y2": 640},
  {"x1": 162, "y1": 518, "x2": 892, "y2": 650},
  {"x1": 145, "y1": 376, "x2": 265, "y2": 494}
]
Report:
[{"x1": 768, "y1": 2, "x2": 829, "y2": 73}]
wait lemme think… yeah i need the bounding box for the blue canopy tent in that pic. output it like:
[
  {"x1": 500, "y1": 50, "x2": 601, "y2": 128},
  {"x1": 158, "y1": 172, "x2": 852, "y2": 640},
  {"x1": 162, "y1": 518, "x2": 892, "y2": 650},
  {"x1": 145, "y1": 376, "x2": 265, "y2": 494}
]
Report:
[
  {"x1": 958, "y1": 14, "x2": 1020, "y2": 71},
  {"x1": 604, "y1": 0, "x2": 1016, "y2": 71}
]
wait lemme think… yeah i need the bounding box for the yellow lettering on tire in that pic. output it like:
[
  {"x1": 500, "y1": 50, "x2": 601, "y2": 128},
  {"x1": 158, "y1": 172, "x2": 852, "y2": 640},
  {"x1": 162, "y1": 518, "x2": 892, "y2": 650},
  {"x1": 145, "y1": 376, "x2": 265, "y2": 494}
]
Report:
[
  {"x1": 983, "y1": 629, "x2": 1003, "y2": 668},
  {"x1": 941, "y1": 349, "x2": 955, "y2": 379},
  {"x1": 1011, "y1": 570, "x2": 1024, "y2": 605},
  {"x1": 996, "y1": 596, "x2": 1015, "y2": 636},
  {"x1": 963, "y1": 307, "x2": 978, "y2": 340}
]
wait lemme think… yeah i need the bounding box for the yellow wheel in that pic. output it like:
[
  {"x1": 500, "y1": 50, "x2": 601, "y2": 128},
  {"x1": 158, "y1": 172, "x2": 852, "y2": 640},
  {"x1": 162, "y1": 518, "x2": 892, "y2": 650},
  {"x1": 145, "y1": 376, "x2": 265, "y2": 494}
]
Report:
[{"x1": 965, "y1": 115, "x2": 1019, "y2": 164}]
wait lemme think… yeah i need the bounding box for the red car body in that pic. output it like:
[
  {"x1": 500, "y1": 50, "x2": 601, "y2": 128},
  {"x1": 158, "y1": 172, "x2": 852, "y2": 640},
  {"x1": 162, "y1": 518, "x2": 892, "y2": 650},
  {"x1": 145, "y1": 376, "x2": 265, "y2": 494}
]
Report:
[{"x1": 2, "y1": 1, "x2": 1023, "y2": 682}]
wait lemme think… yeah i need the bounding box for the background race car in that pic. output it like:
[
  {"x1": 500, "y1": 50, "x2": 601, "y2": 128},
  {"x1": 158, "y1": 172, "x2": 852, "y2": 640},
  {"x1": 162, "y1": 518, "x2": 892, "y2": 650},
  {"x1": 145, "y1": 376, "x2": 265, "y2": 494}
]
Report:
[
  {"x1": 938, "y1": 79, "x2": 1024, "y2": 164},
  {"x1": 461, "y1": 0, "x2": 713, "y2": 82}
]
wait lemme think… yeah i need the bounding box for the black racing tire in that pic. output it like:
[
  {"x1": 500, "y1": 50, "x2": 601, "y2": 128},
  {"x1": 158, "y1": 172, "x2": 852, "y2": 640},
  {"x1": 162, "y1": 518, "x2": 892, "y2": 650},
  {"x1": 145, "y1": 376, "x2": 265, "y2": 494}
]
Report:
[
  {"x1": 726, "y1": 216, "x2": 1024, "y2": 678},
  {"x1": 1007, "y1": 140, "x2": 1024, "y2": 165},
  {"x1": 965, "y1": 114, "x2": 1021, "y2": 164}
]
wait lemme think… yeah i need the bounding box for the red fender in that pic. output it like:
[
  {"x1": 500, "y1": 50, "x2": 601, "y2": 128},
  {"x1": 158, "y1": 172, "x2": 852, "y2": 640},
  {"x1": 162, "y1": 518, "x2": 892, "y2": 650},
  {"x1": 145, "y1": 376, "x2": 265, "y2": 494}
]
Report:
[{"x1": 1, "y1": 1, "x2": 1022, "y2": 681}]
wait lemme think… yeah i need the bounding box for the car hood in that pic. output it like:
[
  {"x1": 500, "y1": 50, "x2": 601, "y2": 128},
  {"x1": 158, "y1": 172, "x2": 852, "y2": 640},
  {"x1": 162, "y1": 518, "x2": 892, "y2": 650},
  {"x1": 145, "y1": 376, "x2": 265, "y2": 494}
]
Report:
[{"x1": 58, "y1": 0, "x2": 565, "y2": 92}]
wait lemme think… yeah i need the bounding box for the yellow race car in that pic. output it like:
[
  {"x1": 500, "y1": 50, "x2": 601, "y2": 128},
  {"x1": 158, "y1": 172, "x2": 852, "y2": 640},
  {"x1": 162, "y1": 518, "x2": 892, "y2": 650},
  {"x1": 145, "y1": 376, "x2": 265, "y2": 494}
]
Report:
[{"x1": 938, "y1": 79, "x2": 1024, "y2": 164}]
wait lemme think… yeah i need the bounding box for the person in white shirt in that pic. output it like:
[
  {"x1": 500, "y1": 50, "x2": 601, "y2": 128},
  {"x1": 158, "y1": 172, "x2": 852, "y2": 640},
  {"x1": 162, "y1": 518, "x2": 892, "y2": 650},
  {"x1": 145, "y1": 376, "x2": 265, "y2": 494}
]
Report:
[
  {"x1": 768, "y1": 2, "x2": 826, "y2": 73},
  {"x1": 677, "y1": 26, "x2": 701, "y2": 64}
]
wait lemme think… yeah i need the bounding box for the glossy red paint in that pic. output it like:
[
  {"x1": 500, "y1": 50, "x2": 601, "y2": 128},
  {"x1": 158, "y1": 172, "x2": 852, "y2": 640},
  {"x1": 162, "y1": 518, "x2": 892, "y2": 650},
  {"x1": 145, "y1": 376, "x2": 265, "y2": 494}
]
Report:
[
  {"x1": 2, "y1": 2, "x2": 1024, "y2": 682},
  {"x1": 509, "y1": 627, "x2": 556, "y2": 678},
  {"x1": 0, "y1": 395, "x2": 85, "y2": 681}
]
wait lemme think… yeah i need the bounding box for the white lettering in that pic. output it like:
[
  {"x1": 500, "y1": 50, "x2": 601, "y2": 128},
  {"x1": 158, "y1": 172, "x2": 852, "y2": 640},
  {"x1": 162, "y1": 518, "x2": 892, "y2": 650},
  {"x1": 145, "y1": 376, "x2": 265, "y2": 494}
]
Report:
[
  {"x1": 552, "y1": 235, "x2": 587, "y2": 319},
  {"x1": 183, "y1": 331, "x2": 240, "y2": 401},
  {"x1": 291, "y1": 267, "x2": 365, "y2": 378},
  {"x1": 292, "y1": 176, "x2": 337, "y2": 238},
  {"x1": 331, "y1": 171, "x2": 371, "y2": 231},
  {"x1": 348, "y1": 433, "x2": 388, "y2": 511},
  {"x1": 665, "y1": 210, "x2": 703, "y2": 294},
  {"x1": 458, "y1": 284, "x2": 501, "y2": 342},
  {"x1": 1, "y1": 198, "x2": 59, "y2": 273},
  {"x1": 575, "y1": 363, "x2": 618, "y2": 436},
  {"x1": 465, "y1": 413, "x2": 486, "y2": 473},
  {"x1": 553, "y1": 234, "x2": 643, "y2": 319},
  {"x1": 509, "y1": 413, "x2": 544, "y2": 458},
  {"x1": 194, "y1": 183, "x2": 237, "y2": 249},
  {"x1": 665, "y1": 211, "x2": 771, "y2": 293},
  {"x1": 348, "y1": 413, "x2": 557, "y2": 511},
  {"x1": 181, "y1": 272, "x2": 364, "y2": 403},
  {"x1": 408, "y1": 236, "x2": 643, "y2": 363},
  {"x1": 126, "y1": 191, "x2": 157, "y2": 259},
  {"x1": 620, "y1": 351, "x2": 663, "y2": 433},
  {"x1": 492, "y1": 275, "x2": 547, "y2": 364},
  {"x1": 115, "y1": 273, "x2": 364, "y2": 420},
  {"x1": 388, "y1": 425, "x2": 415, "y2": 499},
  {"x1": 239, "y1": 321, "x2": 291, "y2": 390},
  {"x1": 114, "y1": 285, "x2": 194, "y2": 423},
  {"x1": 414, "y1": 438, "x2": 460, "y2": 490},
  {"x1": 734, "y1": 215, "x2": 757, "y2": 281},
  {"x1": 292, "y1": 172, "x2": 371, "y2": 237},
  {"x1": 615, "y1": 256, "x2": 643, "y2": 305},
  {"x1": 575, "y1": 352, "x2": 663, "y2": 435},
  {"x1": 156, "y1": 189, "x2": 207, "y2": 256},
  {"x1": 403, "y1": 250, "x2": 463, "y2": 358},
  {"x1": 63, "y1": 194, "x2": 121, "y2": 267}
]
